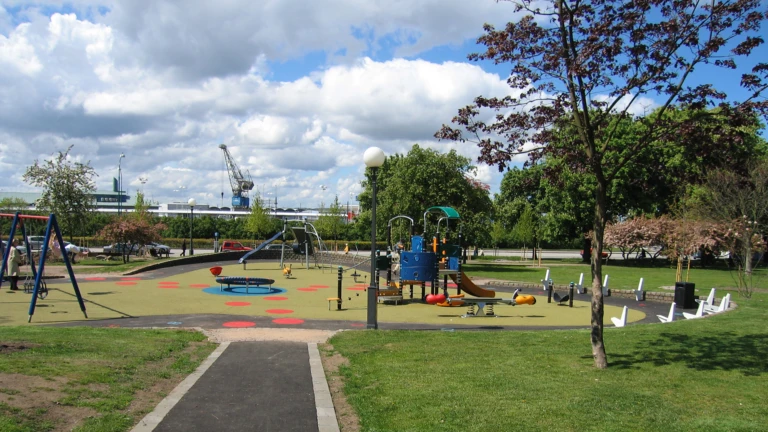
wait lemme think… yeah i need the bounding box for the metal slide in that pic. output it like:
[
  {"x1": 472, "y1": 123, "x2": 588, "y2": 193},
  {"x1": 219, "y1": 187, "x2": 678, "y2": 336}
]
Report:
[
  {"x1": 449, "y1": 271, "x2": 496, "y2": 298},
  {"x1": 238, "y1": 231, "x2": 283, "y2": 263}
]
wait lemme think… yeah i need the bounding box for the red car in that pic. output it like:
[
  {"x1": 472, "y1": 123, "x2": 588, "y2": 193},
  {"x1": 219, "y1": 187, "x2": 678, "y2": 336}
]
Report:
[{"x1": 221, "y1": 241, "x2": 252, "y2": 251}]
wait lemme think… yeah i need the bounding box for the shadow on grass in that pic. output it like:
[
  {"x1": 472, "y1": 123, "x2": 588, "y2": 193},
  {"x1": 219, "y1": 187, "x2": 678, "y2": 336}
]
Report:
[{"x1": 611, "y1": 332, "x2": 768, "y2": 376}]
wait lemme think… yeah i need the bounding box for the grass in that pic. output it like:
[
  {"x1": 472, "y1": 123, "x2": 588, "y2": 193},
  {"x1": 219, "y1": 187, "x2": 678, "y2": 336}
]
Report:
[
  {"x1": 0, "y1": 327, "x2": 216, "y2": 431},
  {"x1": 44, "y1": 258, "x2": 165, "y2": 274},
  {"x1": 325, "y1": 290, "x2": 768, "y2": 431},
  {"x1": 463, "y1": 261, "x2": 768, "y2": 291}
]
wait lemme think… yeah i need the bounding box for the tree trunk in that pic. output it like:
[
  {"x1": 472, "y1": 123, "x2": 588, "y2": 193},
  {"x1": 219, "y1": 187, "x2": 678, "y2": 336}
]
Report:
[
  {"x1": 582, "y1": 236, "x2": 591, "y2": 263},
  {"x1": 590, "y1": 181, "x2": 608, "y2": 369},
  {"x1": 744, "y1": 235, "x2": 753, "y2": 275}
]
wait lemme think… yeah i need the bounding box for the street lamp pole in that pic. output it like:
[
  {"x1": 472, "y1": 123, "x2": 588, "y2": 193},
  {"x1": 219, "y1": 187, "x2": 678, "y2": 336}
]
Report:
[
  {"x1": 364, "y1": 147, "x2": 386, "y2": 330},
  {"x1": 118, "y1": 154, "x2": 125, "y2": 216},
  {"x1": 188, "y1": 198, "x2": 196, "y2": 256}
]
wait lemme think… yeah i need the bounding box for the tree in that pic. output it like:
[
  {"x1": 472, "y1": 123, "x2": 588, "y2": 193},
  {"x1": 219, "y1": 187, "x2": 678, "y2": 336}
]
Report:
[
  {"x1": 437, "y1": 0, "x2": 767, "y2": 368},
  {"x1": 98, "y1": 218, "x2": 167, "y2": 263},
  {"x1": 357, "y1": 144, "x2": 493, "y2": 249},
  {"x1": 690, "y1": 162, "x2": 768, "y2": 297},
  {"x1": 315, "y1": 195, "x2": 345, "y2": 248},
  {"x1": 133, "y1": 191, "x2": 152, "y2": 222},
  {"x1": 244, "y1": 196, "x2": 275, "y2": 240},
  {"x1": 490, "y1": 219, "x2": 509, "y2": 252},
  {"x1": 23, "y1": 145, "x2": 97, "y2": 240},
  {"x1": 511, "y1": 204, "x2": 538, "y2": 259}
]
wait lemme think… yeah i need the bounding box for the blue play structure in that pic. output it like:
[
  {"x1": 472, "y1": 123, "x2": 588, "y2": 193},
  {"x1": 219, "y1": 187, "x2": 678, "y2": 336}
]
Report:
[
  {"x1": 391, "y1": 206, "x2": 464, "y2": 298},
  {"x1": 0, "y1": 212, "x2": 87, "y2": 322}
]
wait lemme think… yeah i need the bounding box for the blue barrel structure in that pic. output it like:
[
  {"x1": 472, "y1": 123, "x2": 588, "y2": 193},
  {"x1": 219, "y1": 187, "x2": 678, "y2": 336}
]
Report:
[
  {"x1": 399, "y1": 251, "x2": 436, "y2": 282},
  {"x1": 411, "y1": 235, "x2": 424, "y2": 252}
]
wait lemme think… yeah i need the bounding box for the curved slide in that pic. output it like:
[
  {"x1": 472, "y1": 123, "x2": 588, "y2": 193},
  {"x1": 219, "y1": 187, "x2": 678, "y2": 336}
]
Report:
[
  {"x1": 238, "y1": 231, "x2": 283, "y2": 264},
  {"x1": 449, "y1": 271, "x2": 496, "y2": 298}
]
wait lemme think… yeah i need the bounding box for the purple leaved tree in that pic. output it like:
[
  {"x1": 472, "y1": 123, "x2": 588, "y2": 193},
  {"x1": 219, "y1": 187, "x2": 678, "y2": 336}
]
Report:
[{"x1": 437, "y1": 0, "x2": 767, "y2": 368}]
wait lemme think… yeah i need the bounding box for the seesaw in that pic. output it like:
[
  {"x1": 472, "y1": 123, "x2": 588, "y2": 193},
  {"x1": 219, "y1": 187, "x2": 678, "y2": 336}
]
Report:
[{"x1": 427, "y1": 290, "x2": 536, "y2": 318}]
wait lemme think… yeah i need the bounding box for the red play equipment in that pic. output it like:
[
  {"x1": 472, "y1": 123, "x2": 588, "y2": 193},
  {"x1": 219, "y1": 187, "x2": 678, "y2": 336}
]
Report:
[{"x1": 0, "y1": 212, "x2": 88, "y2": 322}]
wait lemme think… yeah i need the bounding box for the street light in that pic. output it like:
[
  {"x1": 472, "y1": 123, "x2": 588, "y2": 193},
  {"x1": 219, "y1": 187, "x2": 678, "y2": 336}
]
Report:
[
  {"x1": 188, "y1": 198, "x2": 196, "y2": 256},
  {"x1": 364, "y1": 146, "x2": 386, "y2": 330},
  {"x1": 118, "y1": 154, "x2": 125, "y2": 215}
]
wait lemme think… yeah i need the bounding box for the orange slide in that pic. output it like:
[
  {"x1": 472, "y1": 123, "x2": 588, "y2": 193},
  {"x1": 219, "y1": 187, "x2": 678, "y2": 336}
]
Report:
[{"x1": 449, "y1": 271, "x2": 496, "y2": 298}]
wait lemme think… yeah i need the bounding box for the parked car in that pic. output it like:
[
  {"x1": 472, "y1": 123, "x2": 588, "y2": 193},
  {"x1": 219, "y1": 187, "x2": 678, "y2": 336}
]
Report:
[
  {"x1": 145, "y1": 242, "x2": 171, "y2": 256},
  {"x1": 264, "y1": 244, "x2": 285, "y2": 251},
  {"x1": 103, "y1": 243, "x2": 140, "y2": 255},
  {"x1": 26, "y1": 236, "x2": 47, "y2": 250},
  {"x1": 221, "y1": 241, "x2": 252, "y2": 251}
]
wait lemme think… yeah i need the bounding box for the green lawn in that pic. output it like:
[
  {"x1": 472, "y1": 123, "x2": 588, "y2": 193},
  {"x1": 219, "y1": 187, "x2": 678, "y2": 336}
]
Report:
[
  {"x1": 463, "y1": 261, "x2": 768, "y2": 291},
  {"x1": 46, "y1": 258, "x2": 166, "y2": 274},
  {"x1": 325, "y1": 291, "x2": 768, "y2": 431},
  {"x1": 0, "y1": 327, "x2": 216, "y2": 431}
]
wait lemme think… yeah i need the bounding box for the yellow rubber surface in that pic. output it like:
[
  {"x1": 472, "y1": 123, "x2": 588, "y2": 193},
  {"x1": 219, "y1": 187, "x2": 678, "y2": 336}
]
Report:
[{"x1": 0, "y1": 263, "x2": 645, "y2": 326}]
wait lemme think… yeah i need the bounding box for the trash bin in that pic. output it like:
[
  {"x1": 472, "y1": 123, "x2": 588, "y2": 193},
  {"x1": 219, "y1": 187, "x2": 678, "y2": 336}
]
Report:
[{"x1": 674, "y1": 282, "x2": 696, "y2": 309}]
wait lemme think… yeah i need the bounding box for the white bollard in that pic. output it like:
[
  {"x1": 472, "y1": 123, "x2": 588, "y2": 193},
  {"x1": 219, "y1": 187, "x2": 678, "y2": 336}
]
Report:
[
  {"x1": 541, "y1": 269, "x2": 551, "y2": 292},
  {"x1": 576, "y1": 273, "x2": 585, "y2": 294},
  {"x1": 635, "y1": 278, "x2": 644, "y2": 301},
  {"x1": 602, "y1": 274, "x2": 610, "y2": 296}
]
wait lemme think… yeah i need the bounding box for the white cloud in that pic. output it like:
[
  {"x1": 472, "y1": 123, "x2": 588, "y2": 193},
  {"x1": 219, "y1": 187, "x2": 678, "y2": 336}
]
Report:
[
  {"x1": 0, "y1": 2, "x2": 527, "y2": 208},
  {"x1": 0, "y1": 23, "x2": 42, "y2": 75}
]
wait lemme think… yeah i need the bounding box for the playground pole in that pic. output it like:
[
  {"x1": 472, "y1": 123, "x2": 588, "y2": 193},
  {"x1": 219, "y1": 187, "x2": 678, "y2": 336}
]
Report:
[{"x1": 364, "y1": 147, "x2": 386, "y2": 330}]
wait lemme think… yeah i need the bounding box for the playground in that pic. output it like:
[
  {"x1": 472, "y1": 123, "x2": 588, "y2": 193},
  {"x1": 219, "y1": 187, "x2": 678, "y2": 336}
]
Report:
[
  {"x1": 0, "y1": 208, "x2": 659, "y2": 329},
  {"x1": 0, "y1": 261, "x2": 647, "y2": 327}
]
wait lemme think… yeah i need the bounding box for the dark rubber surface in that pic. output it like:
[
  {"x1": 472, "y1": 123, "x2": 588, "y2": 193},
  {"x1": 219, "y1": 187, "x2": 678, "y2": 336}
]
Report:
[{"x1": 154, "y1": 341, "x2": 317, "y2": 432}]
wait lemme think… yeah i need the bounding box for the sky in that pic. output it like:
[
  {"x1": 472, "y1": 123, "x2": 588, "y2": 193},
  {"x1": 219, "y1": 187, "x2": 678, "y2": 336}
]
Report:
[{"x1": 0, "y1": 0, "x2": 764, "y2": 210}]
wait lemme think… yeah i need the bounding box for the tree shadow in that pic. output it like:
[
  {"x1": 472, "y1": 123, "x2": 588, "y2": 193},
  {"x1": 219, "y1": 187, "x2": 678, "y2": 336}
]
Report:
[{"x1": 610, "y1": 332, "x2": 768, "y2": 376}]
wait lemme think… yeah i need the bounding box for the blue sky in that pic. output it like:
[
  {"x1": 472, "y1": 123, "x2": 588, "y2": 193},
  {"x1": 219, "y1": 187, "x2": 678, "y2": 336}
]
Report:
[{"x1": 0, "y1": 0, "x2": 764, "y2": 210}]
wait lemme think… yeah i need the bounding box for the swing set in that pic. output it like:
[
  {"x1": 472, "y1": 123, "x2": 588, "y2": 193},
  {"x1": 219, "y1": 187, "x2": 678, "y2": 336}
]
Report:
[{"x1": 0, "y1": 212, "x2": 88, "y2": 322}]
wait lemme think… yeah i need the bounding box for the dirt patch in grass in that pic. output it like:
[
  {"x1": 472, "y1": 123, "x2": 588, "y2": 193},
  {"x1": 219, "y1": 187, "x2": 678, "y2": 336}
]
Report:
[
  {"x1": 320, "y1": 343, "x2": 360, "y2": 432},
  {"x1": 0, "y1": 342, "x2": 41, "y2": 353},
  {"x1": 0, "y1": 373, "x2": 97, "y2": 431},
  {"x1": 0, "y1": 340, "x2": 213, "y2": 431}
]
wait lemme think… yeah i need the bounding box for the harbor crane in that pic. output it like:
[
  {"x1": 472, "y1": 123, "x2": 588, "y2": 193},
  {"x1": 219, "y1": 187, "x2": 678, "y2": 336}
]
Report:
[{"x1": 219, "y1": 144, "x2": 254, "y2": 210}]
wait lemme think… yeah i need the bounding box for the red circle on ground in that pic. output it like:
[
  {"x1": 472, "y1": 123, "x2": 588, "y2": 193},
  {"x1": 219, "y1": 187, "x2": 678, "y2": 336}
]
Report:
[
  {"x1": 266, "y1": 309, "x2": 294, "y2": 314},
  {"x1": 297, "y1": 288, "x2": 317, "y2": 292},
  {"x1": 85, "y1": 277, "x2": 106, "y2": 281},
  {"x1": 225, "y1": 301, "x2": 251, "y2": 306},
  {"x1": 310, "y1": 285, "x2": 329, "y2": 288},
  {"x1": 272, "y1": 318, "x2": 304, "y2": 325},
  {"x1": 116, "y1": 281, "x2": 137, "y2": 286},
  {"x1": 121, "y1": 277, "x2": 141, "y2": 281},
  {"x1": 264, "y1": 296, "x2": 289, "y2": 301},
  {"x1": 350, "y1": 323, "x2": 366, "y2": 327},
  {"x1": 347, "y1": 287, "x2": 365, "y2": 291},
  {"x1": 223, "y1": 321, "x2": 256, "y2": 328},
  {"x1": 158, "y1": 281, "x2": 179, "y2": 285},
  {"x1": 189, "y1": 284, "x2": 210, "y2": 288}
]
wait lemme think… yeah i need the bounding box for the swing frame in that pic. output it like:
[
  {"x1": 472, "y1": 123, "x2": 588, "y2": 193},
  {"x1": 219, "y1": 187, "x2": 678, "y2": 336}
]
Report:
[{"x1": 0, "y1": 212, "x2": 88, "y2": 322}]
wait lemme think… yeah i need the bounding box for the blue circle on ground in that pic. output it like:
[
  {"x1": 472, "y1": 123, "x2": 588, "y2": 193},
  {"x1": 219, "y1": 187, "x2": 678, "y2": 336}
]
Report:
[{"x1": 203, "y1": 286, "x2": 287, "y2": 297}]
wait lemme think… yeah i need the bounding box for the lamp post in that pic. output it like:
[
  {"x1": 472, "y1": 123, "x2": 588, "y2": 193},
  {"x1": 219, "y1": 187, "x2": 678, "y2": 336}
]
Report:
[
  {"x1": 188, "y1": 198, "x2": 196, "y2": 256},
  {"x1": 364, "y1": 146, "x2": 386, "y2": 329},
  {"x1": 118, "y1": 154, "x2": 125, "y2": 215}
]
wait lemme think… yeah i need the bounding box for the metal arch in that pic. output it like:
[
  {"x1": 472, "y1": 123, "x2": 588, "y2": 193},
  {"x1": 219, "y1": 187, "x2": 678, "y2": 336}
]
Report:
[{"x1": 423, "y1": 206, "x2": 460, "y2": 234}]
